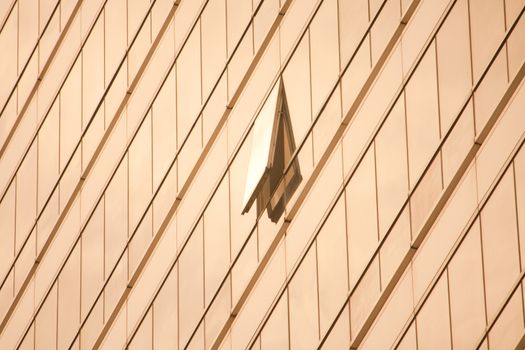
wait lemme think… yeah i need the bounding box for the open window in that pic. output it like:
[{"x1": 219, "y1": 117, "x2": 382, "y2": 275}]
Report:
[{"x1": 242, "y1": 78, "x2": 302, "y2": 223}]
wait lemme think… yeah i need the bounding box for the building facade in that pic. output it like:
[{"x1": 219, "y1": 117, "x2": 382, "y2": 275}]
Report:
[{"x1": 0, "y1": 0, "x2": 525, "y2": 349}]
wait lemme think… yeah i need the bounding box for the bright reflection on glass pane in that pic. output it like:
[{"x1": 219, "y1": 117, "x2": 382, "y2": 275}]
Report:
[{"x1": 242, "y1": 78, "x2": 302, "y2": 222}]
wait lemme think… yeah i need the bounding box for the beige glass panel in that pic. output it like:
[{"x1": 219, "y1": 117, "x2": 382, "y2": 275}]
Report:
[
  {"x1": 316, "y1": 196, "x2": 348, "y2": 335},
  {"x1": 81, "y1": 202, "x2": 104, "y2": 319},
  {"x1": 411, "y1": 166, "x2": 478, "y2": 301},
  {"x1": 448, "y1": 219, "x2": 486, "y2": 350},
  {"x1": 152, "y1": 69, "x2": 177, "y2": 189},
  {"x1": 186, "y1": 322, "x2": 204, "y2": 350},
  {"x1": 129, "y1": 208, "x2": 153, "y2": 278},
  {"x1": 282, "y1": 34, "x2": 312, "y2": 144},
  {"x1": 370, "y1": 0, "x2": 399, "y2": 65},
  {"x1": 82, "y1": 16, "x2": 105, "y2": 127},
  {"x1": 18, "y1": 324, "x2": 34, "y2": 350},
  {"x1": 0, "y1": 7, "x2": 17, "y2": 107},
  {"x1": 15, "y1": 230, "x2": 35, "y2": 291},
  {"x1": 515, "y1": 149, "x2": 525, "y2": 269},
  {"x1": 400, "y1": 0, "x2": 449, "y2": 74},
  {"x1": 253, "y1": 0, "x2": 278, "y2": 49},
  {"x1": 204, "y1": 179, "x2": 230, "y2": 305},
  {"x1": 0, "y1": 270, "x2": 14, "y2": 322},
  {"x1": 507, "y1": 7, "x2": 525, "y2": 78},
  {"x1": 469, "y1": 0, "x2": 505, "y2": 81},
  {"x1": 105, "y1": 160, "x2": 128, "y2": 271},
  {"x1": 57, "y1": 244, "x2": 81, "y2": 350},
  {"x1": 405, "y1": 44, "x2": 440, "y2": 186},
  {"x1": 338, "y1": 0, "x2": 369, "y2": 65},
  {"x1": 178, "y1": 221, "x2": 204, "y2": 347},
  {"x1": 342, "y1": 45, "x2": 402, "y2": 176},
  {"x1": 129, "y1": 112, "x2": 152, "y2": 228},
  {"x1": 350, "y1": 256, "x2": 380, "y2": 337},
  {"x1": 59, "y1": 148, "x2": 81, "y2": 213},
  {"x1": 242, "y1": 81, "x2": 281, "y2": 211},
  {"x1": 416, "y1": 274, "x2": 452, "y2": 350},
  {"x1": 176, "y1": 26, "x2": 202, "y2": 147},
  {"x1": 38, "y1": 101, "x2": 60, "y2": 212},
  {"x1": 80, "y1": 297, "x2": 103, "y2": 350},
  {"x1": 320, "y1": 304, "x2": 350, "y2": 350},
  {"x1": 204, "y1": 277, "x2": 231, "y2": 348},
  {"x1": 410, "y1": 153, "x2": 443, "y2": 235},
  {"x1": 176, "y1": 118, "x2": 202, "y2": 192},
  {"x1": 473, "y1": 50, "x2": 508, "y2": 135},
  {"x1": 153, "y1": 266, "x2": 178, "y2": 350},
  {"x1": 0, "y1": 97, "x2": 17, "y2": 153},
  {"x1": 340, "y1": 34, "x2": 371, "y2": 115},
  {"x1": 313, "y1": 85, "x2": 341, "y2": 162},
  {"x1": 201, "y1": 0, "x2": 227, "y2": 98},
  {"x1": 436, "y1": 0, "x2": 472, "y2": 131},
  {"x1": 375, "y1": 96, "x2": 408, "y2": 238},
  {"x1": 481, "y1": 167, "x2": 520, "y2": 318},
  {"x1": 39, "y1": 10, "x2": 60, "y2": 72},
  {"x1": 82, "y1": 105, "x2": 105, "y2": 171},
  {"x1": 105, "y1": 0, "x2": 127, "y2": 82},
  {"x1": 231, "y1": 228, "x2": 258, "y2": 303},
  {"x1": 0, "y1": 183, "x2": 15, "y2": 278},
  {"x1": 60, "y1": 59, "x2": 82, "y2": 171},
  {"x1": 37, "y1": 190, "x2": 58, "y2": 255},
  {"x1": 309, "y1": 0, "x2": 339, "y2": 114},
  {"x1": 153, "y1": 162, "x2": 177, "y2": 233},
  {"x1": 227, "y1": 26, "x2": 253, "y2": 99},
  {"x1": 379, "y1": 206, "x2": 411, "y2": 285},
  {"x1": 151, "y1": 0, "x2": 172, "y2": 37},
  {"x1": 16, "y1": 142, "x2": 37, "y2": 252},
  {"x1": 441, "y1": 100, "x2": 474, "y2": 185},
  {"x1": 18, "y1": 0, "x2": 38, "y2": 71},
  {"x1": 18, "y1": 51, "x2": 38, "y2": 107},
  {"x1": 346, "y1": 148, "x2": 378, "y2": 288},
  {"x1": 278, "y1": 0, "x2": 317, "y2": 65},
  {"x1": 260, "y1": 293, "x2": 289, "y2": 350},
  {"x1": 288, "y1": 248, "x2": 319, "y2": 350},
  {"x1": 35, "y1": 284, "x2": 57, "y2": 349},
  {"x1": 127, "y1": 0, "x2": 149, "y2": 44},
  {"x1": 488, "y1": 288, "x2": 525, "y2": 349},
  {"x1": 104, "y1": 255, "x2": 127, "y2": 321},
  {"x1": 475, "y1": 80, "x2": 525, "y2": 197},
  {"x1": 39, "y1": 0, "x2": 56, "y2": 33},
  {"x1": 203, "y1": 75, "x2": 227, "y2": 143},
  {"x1": 397, "y1": 322, "x2": 417, "y2": 350},
  {"x1": 129, "y1": 309, "x2": 153, "y2": 350},
  {"x1": 226, "y1": 0, "x2": 252, "y2": 55},
  {"x1": 360, "y1": 270, "x2": 414, "y2": 350},
  {"x1": 128, "y1": 16, "x2": 151, "y2": 83},
  {"x1": 286, "y1": 144, "x2": 341, "y2": 272}
]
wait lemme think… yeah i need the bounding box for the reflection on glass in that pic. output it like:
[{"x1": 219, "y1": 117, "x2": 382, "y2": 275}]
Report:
[{"x1": 242, "y1": 79, "x2": 302, "y2": 222}]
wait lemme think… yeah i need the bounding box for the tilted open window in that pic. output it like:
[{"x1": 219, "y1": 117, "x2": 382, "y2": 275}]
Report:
[{"x1": 242, "y1": 79, "x2": 302, "y2": 223}]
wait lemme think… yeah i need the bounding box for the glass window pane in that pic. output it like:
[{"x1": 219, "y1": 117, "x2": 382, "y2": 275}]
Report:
[
  {"x1": 153, "y1": 266, "x2": 178, "y2": 350},
  {"x1": 436, "y1": 0, "x2": 472, "y2": 131},
  {"x1": 405, "y1": 44, "x2": 441, "y2": 186},
  {"x1": 346, "y1": 148, "x2": 378, "y2": 288},
  {"x1": 178, "y1": 221, "x2": 204, "y2": 347},
  {"x1": 260, "y1": 293, "x2": 289, "y2": 350},
  {"x1": 488, "y1": 288, "x2": 525, "y2": 349},
  {"x1": 288, "y1": 248, "x2": 319, "y2": 349},
  {"x1": 316, "y1": 196, "x2": 348, "y2": 334},
  {"x1": 309, "y1": 0, "x2": 339, "y2": 115},
  {"x1": 375, "y1": 96, "x2": 408, "y2": 238},
  {"x1": 448, "y1": 219, "x2": 486, "y2": 350},
  {"x1": 416, "y1": 275, "x2": 452, "y2": 350},
  {"x1": 481, "y1": 167, "x2": 520, "y2": 318},
  {"x1": 469, "y1": 0, "x2": 505, "y2": 81}
]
